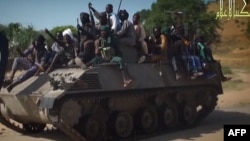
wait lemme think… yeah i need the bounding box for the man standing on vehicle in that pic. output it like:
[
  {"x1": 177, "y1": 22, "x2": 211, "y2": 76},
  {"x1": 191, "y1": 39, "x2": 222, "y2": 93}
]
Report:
[{"x1": 89, "y1": 3, "x2": 121, "y2": 32}]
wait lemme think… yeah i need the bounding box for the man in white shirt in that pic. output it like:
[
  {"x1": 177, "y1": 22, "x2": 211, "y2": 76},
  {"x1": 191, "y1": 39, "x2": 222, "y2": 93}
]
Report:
[
  {"x1": 105, "y1": 4, "x2": 121, "y2": 32},
  {"x1": 89, "y1": 3, "x2": 121, "y2": 32},
  {"x1": 133, "y1": 13, "x2": 148, "y2": 63}
]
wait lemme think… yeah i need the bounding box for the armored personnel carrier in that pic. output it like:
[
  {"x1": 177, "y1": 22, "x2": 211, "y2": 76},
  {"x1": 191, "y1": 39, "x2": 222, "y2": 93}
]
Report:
[{"x1": 0, "y1": 55, "x2": 223, "y2": 141}]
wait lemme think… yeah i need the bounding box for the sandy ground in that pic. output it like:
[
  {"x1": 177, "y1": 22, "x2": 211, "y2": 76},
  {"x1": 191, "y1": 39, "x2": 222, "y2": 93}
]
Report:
[
  {"x1": 217, "y1": 69, "x2": 250, "y2": 109},
  {"x1": 0, "y1": 68, "x2": 249, "y2": 141}
]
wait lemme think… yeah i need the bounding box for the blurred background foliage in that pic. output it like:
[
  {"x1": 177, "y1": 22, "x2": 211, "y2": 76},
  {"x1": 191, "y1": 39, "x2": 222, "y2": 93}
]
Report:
[{"x1": 1, "y1": 0, "x2": 250, "y2": 58}]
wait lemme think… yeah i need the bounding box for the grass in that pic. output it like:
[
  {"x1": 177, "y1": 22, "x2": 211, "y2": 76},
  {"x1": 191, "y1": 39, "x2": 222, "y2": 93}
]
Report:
[
  {"x1": 221, "y1": 67, "x2": 249, "y2": 91},
  {"x1": 222, "y1": 79, "x2": 246, "y2": 90},
  {"x1": 238, "y1": 101, "x2": 250, "y2": 107},
  {"x1": 222, "y1": 66, "x2": 233, "y2": 74},
  {"x1": 243, "y1": 65, "x2": 250, "y2": 71},
  {"x1": 220, "y1": 66, "x2": 246, "y2": 90}
]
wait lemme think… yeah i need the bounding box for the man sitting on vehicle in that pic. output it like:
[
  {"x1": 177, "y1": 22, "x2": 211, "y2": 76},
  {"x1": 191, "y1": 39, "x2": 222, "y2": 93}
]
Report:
[
  {"x1": 62, "y1": 28, "x2": 79, "y2": 66},
  {"x1": 4, "y1": 35, "x2": 49, "y2": 92},
  {"x1": 147, "y1": 27, "x2": 168, "y2": 62},
  {"x1": 44, "y1": 29, "x2": 67, "y2": 72},
  {"x1": 76, "y1": 24, "x2": 132, "y2": 87},
  {"x1": 196, "y1": 35, "x2": 231, "y2": 81},
  {"x1": 77, "y1": 12, "x2": 96, "y2": 64}
]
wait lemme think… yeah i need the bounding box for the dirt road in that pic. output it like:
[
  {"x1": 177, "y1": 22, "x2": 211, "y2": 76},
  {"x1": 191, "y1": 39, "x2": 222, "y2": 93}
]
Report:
[{"x1": 0, "y1": 69, "x2": 250, "y2": 141}]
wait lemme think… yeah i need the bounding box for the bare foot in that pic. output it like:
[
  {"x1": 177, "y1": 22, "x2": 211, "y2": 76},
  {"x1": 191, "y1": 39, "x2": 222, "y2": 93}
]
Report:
[
  {"x1": 123, "y1": 79, "x2": 132, "y2": 88},
  {"x1": 75, "y1": 57, "x2": 87, "y2": 69},
  {"x1": 222, "y1": 77, "x2": 232, "y2": 82}
]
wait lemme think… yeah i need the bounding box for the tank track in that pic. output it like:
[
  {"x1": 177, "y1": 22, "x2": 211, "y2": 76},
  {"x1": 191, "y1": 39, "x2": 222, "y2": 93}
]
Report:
[
  {"x1": 50, "y1": 85, "x2": 219, "y2": 141},
  {"x1": 0, "y1": 111, "x2": 56, "y2": 135},
  {"x1": 0, "y1": 85, "x2": 218, "y2": 141},
  {"x1": 0, "y1": 113, "x2": 24, "y2": 133}
]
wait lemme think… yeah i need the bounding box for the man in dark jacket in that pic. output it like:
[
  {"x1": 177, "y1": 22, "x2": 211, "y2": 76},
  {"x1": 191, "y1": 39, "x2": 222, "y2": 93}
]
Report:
[
  {"x1": 0, "y1": 31, "x2": 9, "y2": 89},
  {"x1": 76, "y1": 12, "x2": 96, "y2": 64},
  {"x1": 5, "y1": 34, "x2": 49, "y2": 92}
]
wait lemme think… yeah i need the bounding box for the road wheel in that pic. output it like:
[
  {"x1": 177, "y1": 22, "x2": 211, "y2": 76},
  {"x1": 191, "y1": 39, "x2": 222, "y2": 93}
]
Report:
[
  {"x1": 137, "y1": 107, "x2": 158, "y2": 133},
  {"x1": 78, "y1": 116, "x2": 105, "y2": 141},
  {"x1": 112, "y1": 111, "x2": 133, "y2": 138},
  {"x1": 23, "y1": 123, "x2": 46, "y2": 133},
  {"x1": 181, "y1": 103, "x2": 198, "y2": 127},
  {"x1": 159, "y1": 103, "x2": 178, "y2": 128}
]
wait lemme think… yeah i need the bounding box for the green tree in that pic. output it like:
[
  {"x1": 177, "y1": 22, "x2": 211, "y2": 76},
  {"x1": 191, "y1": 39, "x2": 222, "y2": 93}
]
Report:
[
  {"x1": 137, "y1": 0, "x2": 221, "y2": 42},
  {"x1": 136, "y1": 9, "x2": 151, "y2": 23},
  {"x1": 0, "y1": 24, "x2": 8, "y2": 33},
  {"x1": 5, "y1": 23, "x2": 38, "y2": 58},
  {"x1": 1, "y1": 23, "x2": 78, "y2": 57}
]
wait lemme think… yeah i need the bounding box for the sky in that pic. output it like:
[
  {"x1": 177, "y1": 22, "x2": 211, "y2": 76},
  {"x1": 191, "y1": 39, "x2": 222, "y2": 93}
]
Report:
[{"x1": 0, "y1": 0, "x2": 156, "y2": 30}]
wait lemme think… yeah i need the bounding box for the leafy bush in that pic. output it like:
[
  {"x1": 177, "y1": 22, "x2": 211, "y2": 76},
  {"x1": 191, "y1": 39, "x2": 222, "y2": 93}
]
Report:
[{"x1": 5, "y1": 23, "x2": 38, "y2": 58}]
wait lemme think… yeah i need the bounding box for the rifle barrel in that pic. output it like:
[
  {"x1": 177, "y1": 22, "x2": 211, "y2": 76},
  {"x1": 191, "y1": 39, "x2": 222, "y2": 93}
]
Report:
[{"x1": 117, "y1": 0, "x2": 123, "y2": 13}]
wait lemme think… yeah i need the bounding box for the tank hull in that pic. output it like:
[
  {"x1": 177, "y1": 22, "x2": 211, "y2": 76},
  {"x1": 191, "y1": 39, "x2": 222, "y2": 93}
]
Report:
[{"x1": 0, "y1": 62, "x2": 223, "y2": 141}]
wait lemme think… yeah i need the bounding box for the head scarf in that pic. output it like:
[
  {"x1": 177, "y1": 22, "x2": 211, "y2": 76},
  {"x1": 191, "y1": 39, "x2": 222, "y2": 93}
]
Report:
[
  {"x1": 80, "y1": 12, "x2": 90, "y2": 23},
  {"x1": 62, "y1": 28, "x2": 74, "y2": 39},
  {"x1": 35, "y1": 34, "x2": 45, "y2": 44},
  {"x1": 118, "y1": 9, "x2": 129, "y2": 20}
]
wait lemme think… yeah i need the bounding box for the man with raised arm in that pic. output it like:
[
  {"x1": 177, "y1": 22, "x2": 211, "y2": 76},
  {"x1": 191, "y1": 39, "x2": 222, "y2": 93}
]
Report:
[{"x1": 89, "y1": 3, "x2": 121, "y2": 32}]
